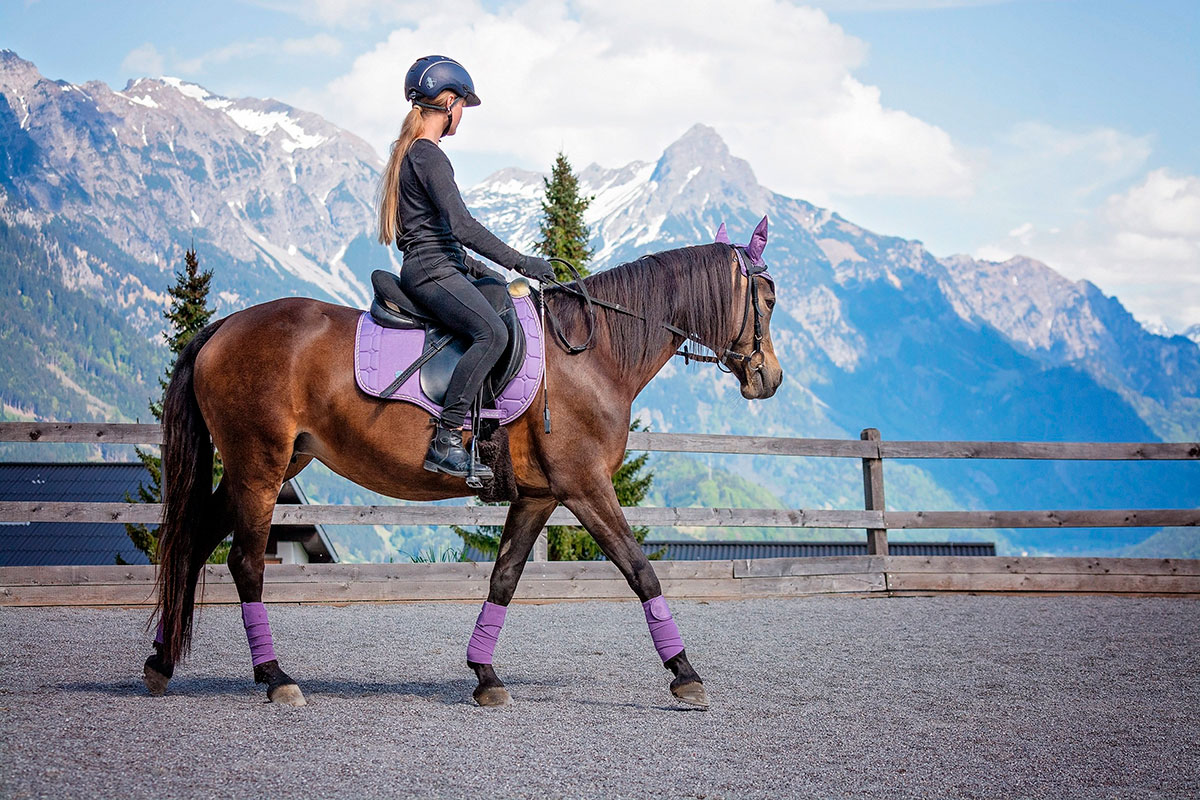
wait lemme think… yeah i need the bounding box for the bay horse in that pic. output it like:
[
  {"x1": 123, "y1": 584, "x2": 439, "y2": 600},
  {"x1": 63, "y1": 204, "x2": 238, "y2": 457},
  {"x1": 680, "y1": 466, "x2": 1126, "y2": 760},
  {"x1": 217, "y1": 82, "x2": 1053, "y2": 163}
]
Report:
[{"x1": 145, "y1": 224, "x2": 783, "y2": 708}]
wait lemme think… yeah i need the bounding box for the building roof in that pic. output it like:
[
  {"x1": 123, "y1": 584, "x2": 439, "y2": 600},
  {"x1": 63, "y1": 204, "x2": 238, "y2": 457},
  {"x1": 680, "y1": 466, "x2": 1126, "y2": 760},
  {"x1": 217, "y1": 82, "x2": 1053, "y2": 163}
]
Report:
[
  {"x1": 0, "y1": 462, "x2": 338, "y2": 566},
  {"x1": 642, "y1": 540, "x2": 996, "y2": 560},
  {"x1": 0, "y1": 462, "x2": 152, "y2": 566},
  {"x1": 462, "y1": 539, "x2": 996, "y2": 563}
]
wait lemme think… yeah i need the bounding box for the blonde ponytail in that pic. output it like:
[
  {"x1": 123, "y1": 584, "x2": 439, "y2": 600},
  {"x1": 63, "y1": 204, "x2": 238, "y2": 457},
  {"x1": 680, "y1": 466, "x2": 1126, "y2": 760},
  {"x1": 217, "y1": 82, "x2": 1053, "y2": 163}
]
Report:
[{"x1": 376, "y1": 90, "x2": 458, "y2": 246}]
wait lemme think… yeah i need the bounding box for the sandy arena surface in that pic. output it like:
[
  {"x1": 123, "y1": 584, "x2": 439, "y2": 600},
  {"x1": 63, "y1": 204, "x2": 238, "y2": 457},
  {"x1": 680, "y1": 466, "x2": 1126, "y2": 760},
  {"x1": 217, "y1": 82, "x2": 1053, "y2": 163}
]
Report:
[{"x1": 1, "y1": 595, "x2": 1197, "y2": 799}]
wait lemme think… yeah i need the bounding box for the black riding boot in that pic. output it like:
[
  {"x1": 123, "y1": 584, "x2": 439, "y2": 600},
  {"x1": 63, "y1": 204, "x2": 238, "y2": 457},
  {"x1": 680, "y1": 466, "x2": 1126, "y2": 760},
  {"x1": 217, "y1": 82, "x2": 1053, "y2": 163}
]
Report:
[{"x1": 424, "y1": 420, "x2": 494, "y2": 480}]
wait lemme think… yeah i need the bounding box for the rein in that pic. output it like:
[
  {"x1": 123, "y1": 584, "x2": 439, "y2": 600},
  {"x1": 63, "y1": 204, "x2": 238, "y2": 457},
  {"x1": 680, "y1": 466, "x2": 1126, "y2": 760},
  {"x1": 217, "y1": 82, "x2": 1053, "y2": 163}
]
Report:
[{"x1": 541, "y1": 247, "x2": 769, "y2": 374}]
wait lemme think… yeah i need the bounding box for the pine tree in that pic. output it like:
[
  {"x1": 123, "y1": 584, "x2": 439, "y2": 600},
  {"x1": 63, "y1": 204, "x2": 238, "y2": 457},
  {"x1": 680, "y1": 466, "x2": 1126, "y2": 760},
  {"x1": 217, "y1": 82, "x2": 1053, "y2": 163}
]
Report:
[
  {"x1": 535, "y1": 151, "x2": 594, "y2": 280},
  {"x1": 455, "y1": 153, "x2": 655, "y2": 561},
  {"x1": 125, "y1": 247, "x2": 226, "y2": 563}
]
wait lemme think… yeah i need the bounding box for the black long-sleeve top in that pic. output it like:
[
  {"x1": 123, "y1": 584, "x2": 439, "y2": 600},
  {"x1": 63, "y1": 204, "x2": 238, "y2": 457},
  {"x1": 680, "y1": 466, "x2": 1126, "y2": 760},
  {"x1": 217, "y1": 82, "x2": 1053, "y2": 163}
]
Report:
[{"x1": 396, "y1": 138, "x2": 522, "y2": 278}]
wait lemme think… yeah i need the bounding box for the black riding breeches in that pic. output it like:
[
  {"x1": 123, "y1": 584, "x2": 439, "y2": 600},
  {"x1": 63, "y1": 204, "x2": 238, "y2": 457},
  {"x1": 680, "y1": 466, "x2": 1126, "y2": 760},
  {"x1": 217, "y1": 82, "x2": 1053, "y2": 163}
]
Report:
[{"x1": 399, "y1": 252, "x2": 508, "y2": 429}]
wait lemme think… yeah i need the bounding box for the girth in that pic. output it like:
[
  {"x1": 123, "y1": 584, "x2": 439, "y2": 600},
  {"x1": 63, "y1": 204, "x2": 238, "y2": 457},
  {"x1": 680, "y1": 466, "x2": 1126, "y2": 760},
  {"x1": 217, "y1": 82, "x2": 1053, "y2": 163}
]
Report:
[{"x1": 368, "y1": 270, "x2": 527, "y2": 405}]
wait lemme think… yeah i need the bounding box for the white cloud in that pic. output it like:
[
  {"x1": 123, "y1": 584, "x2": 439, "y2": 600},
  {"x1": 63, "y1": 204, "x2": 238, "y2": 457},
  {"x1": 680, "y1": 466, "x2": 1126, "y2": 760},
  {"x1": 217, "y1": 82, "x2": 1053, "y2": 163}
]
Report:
[
  {"x1": 1105, "y1": 169, "x2": 1200, "y2": 238},
  {"x1": 307, "y1": 0, "x2": 973, "y2": 201},
  {"x1": 976, "y1": 168, "x2": 1200, "y2": 332},
  {"x1": 248, "y1": 0, "x2": 433, "y2": 29},
  {"x1": 120, "y1": 43, "x2": 165, "y2": 78},
  {"x1": 176, "y1": 35, "x2": 343, "y2": 74},
  {"x1": 994, "y1": 122, "x2": 1153, "y2": 201}
]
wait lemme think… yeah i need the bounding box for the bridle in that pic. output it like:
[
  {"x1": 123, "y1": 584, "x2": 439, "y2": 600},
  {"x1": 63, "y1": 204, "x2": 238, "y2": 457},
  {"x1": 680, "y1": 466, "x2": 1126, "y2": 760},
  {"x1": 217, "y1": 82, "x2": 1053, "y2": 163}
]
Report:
[{"x1": 540, "y1": 245, "x2": 774, "y2": 376}]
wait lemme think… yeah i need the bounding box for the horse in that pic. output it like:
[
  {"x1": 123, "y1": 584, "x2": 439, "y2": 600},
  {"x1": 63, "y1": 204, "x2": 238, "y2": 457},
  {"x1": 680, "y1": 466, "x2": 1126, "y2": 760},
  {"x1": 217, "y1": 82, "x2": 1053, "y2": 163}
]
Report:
[{"x1": 145, "y1": 220, "x2": 783, "y2": 708}]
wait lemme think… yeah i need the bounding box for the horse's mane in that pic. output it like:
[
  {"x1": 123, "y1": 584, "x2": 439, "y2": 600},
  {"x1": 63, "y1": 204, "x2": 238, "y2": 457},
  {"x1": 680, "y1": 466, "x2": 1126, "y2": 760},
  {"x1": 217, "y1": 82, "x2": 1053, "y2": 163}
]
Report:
[{"x1": 544, "y1": 243, "x2": 735, "y2": 375}]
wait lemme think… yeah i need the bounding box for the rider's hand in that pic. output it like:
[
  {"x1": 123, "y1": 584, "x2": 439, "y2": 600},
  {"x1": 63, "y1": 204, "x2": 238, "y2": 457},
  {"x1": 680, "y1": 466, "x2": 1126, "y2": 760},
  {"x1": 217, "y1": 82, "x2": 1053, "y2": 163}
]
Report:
[{"x1": 517, "y1": 255, "x2": 556, "y2": 283}]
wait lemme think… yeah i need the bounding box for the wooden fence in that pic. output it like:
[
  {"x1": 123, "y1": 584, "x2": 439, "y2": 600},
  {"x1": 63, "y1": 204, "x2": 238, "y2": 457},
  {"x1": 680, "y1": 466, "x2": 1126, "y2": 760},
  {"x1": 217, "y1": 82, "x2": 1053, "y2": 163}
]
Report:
[{"x1": 1, "y1": 422, "x2": 1197, "y2": 557}]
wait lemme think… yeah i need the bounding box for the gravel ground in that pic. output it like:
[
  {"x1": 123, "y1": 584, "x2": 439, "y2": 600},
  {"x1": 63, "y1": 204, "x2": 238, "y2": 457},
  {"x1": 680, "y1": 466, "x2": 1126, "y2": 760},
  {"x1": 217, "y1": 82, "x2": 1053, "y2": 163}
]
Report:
[{"x1": 1, "y1": 596, "x2": 1197, "y2": 800}]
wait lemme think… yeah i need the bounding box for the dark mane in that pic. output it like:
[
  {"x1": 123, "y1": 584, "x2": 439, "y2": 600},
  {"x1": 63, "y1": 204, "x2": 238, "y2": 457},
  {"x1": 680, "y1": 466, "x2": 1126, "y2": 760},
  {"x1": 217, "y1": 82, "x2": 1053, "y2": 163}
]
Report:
[{"x1": 545, "y1": 243, "x2": 735, "y2": 374}]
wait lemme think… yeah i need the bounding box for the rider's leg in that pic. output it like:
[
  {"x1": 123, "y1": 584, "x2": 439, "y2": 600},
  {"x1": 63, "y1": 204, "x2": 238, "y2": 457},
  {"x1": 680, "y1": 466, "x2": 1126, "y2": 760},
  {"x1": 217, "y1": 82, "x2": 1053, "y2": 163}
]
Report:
[{"x1": 400, "y1": 257, "x2": 508, "y2": 477}]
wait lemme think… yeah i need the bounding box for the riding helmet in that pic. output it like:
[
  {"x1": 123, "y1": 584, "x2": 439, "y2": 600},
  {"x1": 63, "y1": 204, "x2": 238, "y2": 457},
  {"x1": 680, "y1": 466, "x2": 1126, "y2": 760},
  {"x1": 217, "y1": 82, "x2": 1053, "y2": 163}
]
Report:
[{"x1": 404, "y1": 56, "x2": 481, "y2": 107}]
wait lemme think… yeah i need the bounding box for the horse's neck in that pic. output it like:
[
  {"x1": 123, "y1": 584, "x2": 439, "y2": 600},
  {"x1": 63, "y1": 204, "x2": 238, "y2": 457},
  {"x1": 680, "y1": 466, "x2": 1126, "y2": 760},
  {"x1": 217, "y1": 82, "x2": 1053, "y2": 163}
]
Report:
[{"x1": 625, "y1": 286, "x2": 695, "y2": 400}]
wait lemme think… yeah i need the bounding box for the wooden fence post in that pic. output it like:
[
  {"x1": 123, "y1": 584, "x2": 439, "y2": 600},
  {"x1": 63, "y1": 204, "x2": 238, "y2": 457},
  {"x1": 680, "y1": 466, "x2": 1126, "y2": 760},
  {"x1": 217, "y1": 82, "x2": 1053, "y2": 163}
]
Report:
[
  {"x1": 532, "y1": 531, "x2": 549, "y2": 562},
  {"x1": 860, "y1": 428, "x2": 888, "y2": 556}
]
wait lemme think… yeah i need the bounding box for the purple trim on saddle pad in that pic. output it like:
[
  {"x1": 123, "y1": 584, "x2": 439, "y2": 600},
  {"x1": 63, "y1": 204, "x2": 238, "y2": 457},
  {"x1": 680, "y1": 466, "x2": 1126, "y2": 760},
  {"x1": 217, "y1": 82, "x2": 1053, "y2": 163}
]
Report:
[
  {"x1": 466, "y1": 601, "x2": 507, "y2": 664},
  {"x1": 643, "y1": 596, "x2": 684, "y2": 662},
  {"x1": 354, "y1": 293, "x2": 544, "y2": 424},
  {"x1": 241, "y1": 602, "x2": 277, "y2": 667}
]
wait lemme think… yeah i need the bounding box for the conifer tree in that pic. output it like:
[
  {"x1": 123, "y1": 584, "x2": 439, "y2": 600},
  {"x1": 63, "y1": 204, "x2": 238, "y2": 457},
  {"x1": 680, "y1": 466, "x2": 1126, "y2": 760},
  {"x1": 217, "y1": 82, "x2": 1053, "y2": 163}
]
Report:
[
  {"x1": 535, "y1": 151, "x2": 594, "y2": 280},
  {"x1": 125, "y1": 247, "x2": 226, "y2": 563},
  {"x1": 456, "y1": 153, "x2": 655, "y2": 561}
]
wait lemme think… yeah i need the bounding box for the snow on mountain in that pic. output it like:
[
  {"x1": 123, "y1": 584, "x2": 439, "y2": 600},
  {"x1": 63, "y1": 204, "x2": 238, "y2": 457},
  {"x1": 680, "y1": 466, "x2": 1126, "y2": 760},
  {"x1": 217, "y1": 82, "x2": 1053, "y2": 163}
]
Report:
[{"x1": 0, "y1": 49, "x2": 385, "y2": 321}]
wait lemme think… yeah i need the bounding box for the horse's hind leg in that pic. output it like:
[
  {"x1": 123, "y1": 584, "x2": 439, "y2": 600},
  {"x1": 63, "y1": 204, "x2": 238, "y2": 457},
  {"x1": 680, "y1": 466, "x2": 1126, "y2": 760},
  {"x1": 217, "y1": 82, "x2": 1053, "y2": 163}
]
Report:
[
  {"x1": 144, "y1": 455, "x2": 314, "y2": 697},
  {"x1": 224, "y1": 451, "x2": 307, "y2": 707},
  {"x1": 143, "y1": 480, "x2": 237, "y2": 695}
]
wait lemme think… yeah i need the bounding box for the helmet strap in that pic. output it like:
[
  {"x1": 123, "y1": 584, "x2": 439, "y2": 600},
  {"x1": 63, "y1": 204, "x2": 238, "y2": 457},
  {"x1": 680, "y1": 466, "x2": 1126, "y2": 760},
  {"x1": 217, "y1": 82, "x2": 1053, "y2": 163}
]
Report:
[{"x1": 412, "y1": 96, "x2": 463, "y2": 137}]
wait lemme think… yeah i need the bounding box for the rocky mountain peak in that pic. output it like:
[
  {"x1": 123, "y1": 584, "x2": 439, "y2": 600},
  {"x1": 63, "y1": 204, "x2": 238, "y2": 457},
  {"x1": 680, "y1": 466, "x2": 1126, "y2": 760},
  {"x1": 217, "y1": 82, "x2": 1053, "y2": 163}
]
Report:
[
  {"x1": 0, "y1": 49, "x2": 47, "y2": 98},
  {"x1": 650, "y1": 123, "x2": 764, "y2": 208}
]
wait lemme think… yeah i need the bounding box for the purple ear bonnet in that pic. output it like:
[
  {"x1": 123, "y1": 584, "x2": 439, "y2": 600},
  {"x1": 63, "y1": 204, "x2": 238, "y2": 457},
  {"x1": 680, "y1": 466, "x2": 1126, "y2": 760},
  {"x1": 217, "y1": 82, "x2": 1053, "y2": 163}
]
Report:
[
  {"x1": 746, "y1": 216, "x2": 768, "y2": 267},
  {"x1": 714, "y1": 216, "x2": 772, "y2": 279}
]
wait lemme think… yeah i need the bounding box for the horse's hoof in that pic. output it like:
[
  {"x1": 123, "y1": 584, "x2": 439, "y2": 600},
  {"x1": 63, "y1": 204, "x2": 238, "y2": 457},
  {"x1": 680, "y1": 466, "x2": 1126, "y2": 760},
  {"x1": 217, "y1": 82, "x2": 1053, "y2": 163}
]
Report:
[
  {"x1": 473, "y1": 685, "x2": 513, "y2": 707},
  {"x1": 671, "y1": 681, "x2": 709, "y2": 709},
  {"x1": 143, "y1": 663, "x2": 170, "y2": 697},
  {"x1": 268, "y1": 683, "x2": 307, "y2": 707}
]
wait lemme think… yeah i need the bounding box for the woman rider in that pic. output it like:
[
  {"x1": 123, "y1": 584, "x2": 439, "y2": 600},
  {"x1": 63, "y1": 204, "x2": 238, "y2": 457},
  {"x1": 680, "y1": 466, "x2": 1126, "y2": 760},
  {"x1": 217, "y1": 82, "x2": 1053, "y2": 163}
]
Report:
[{"x1": 376, "y1": 55, "x2": 556, "y2": 481}]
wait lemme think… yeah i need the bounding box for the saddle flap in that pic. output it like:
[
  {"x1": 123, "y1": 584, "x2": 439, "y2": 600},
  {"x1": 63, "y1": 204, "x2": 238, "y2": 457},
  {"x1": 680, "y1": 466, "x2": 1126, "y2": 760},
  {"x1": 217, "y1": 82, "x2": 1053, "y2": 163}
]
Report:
[{"x1": 419, "y1": 304, "x2": 527, "y2": 407}]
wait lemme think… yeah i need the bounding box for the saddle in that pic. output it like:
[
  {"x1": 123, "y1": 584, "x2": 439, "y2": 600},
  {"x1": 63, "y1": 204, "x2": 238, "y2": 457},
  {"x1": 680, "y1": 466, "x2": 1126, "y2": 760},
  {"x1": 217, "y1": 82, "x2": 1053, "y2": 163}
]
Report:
[
  {"x1": 369, "y1": 270, "x2": 527, "y2": 405},
  {"x1": 356, "y1": 270, "x2": 544, "y2": 425}
]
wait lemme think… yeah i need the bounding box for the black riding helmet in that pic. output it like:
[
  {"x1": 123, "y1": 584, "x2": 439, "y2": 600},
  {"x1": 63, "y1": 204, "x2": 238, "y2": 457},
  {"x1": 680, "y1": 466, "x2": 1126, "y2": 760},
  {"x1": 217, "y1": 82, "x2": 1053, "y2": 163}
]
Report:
[{"x1": 405, "y1": 55, "x2": 481, "y2": 109}]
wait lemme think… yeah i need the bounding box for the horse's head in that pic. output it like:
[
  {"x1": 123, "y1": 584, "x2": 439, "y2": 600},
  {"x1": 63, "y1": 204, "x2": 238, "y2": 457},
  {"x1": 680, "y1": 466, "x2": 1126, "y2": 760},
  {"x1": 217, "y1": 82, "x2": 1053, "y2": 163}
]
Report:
[{"x1": 716, "y1": 216, "x2": 784, "y2": 400}]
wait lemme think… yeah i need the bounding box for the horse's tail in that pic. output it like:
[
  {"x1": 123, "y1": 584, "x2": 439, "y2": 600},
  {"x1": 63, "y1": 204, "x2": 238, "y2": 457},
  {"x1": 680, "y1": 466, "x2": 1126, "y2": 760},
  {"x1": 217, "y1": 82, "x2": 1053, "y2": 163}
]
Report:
[{"x1": 153, "y1": 316, "x2": 227, "y2": 665}]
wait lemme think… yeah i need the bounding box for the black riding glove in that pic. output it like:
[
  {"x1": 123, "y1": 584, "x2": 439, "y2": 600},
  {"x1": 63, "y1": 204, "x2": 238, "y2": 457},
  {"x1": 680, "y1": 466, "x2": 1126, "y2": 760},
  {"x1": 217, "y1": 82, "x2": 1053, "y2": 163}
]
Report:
[{"x1": 517, "y1": 255, "x2": 556, "y2": 283}]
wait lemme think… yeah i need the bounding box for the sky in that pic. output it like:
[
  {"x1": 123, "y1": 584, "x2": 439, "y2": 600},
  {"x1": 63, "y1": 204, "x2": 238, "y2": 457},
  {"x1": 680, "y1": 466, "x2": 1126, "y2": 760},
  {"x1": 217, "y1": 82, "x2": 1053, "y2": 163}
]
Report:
[{"x1": 4, "y1": 0, "x2": 1199, "y2": 332}]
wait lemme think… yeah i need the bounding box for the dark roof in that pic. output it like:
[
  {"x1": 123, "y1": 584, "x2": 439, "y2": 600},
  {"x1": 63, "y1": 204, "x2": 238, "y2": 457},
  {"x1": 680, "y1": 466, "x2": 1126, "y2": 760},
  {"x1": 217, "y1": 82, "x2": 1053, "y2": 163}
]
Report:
[
  {"x1": 0, "y1": 463, "x2": 339, "y2": 566},
  {"x1": 0, "y1": 462, "x2": 152, "y2": 566},
  {"x1": 461, "y1": 540, "x2": 996, "y2": 563},
  {"x1": 642, "y1": 540, "x2": 996, "y2": 560}
]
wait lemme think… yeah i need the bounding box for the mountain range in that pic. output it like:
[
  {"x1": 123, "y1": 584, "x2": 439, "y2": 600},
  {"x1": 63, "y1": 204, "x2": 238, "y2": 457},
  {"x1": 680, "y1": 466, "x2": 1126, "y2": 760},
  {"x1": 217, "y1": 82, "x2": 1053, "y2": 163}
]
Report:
[{"x1": 1, "y1": 49, "x2": 1196, "y2": 558}]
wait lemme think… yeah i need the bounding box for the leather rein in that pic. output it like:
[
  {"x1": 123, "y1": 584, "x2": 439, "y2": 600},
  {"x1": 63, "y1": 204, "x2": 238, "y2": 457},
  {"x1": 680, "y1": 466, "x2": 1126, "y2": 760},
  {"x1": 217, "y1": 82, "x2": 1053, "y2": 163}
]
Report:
[{"x1": 540, "y1": 246, "x2": 771, "y2": 376}]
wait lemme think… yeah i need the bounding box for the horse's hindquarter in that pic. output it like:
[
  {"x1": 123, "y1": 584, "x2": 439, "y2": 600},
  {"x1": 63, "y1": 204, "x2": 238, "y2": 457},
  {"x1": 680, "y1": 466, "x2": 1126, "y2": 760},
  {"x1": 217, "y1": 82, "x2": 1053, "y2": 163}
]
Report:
[{"x1": 193, "y1": 298, "x2": 470, "y2": 502}]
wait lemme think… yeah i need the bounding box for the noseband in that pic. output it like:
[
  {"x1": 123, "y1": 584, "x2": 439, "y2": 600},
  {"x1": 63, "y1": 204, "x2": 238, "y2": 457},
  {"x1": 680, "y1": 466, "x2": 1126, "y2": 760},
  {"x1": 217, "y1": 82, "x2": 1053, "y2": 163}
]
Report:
[{"x1": 541, "y1": 246, "x2": 772, "y2": 374}]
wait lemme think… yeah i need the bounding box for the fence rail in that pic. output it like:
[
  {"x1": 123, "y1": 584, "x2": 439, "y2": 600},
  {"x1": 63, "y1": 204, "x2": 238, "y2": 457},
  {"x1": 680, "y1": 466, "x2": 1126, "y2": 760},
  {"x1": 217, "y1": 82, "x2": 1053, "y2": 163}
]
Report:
[
  {"x1": 2, "y1": 422, "x2": 1197, "y2": 556},
  {"x1": 5, "y1": 422, "x2": 1199, "y2": 460}
]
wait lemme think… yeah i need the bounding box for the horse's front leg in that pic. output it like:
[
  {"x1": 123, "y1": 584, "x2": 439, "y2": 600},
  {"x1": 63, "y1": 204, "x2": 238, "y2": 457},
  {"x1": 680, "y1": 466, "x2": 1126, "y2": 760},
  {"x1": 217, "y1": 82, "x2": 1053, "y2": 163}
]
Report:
[
  {"x1": 468, "y1": 493, "x2": 558, "y2": 707},
  {"x1": 560, "y1": 483, "x2": 709, "y2": 709}
]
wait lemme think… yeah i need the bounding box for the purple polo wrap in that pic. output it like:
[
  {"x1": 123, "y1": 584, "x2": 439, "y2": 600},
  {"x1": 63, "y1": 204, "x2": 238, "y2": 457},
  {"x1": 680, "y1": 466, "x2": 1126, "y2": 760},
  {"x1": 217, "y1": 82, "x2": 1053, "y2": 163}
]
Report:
[
  {"x1": 466, "y1": 601, "x2": 507, "y2": 664},
  {"x1": 154, "y1": 619, "x2": 164, "y2": 645},
  {"x1": 241, "y1": 602, "x2": 277, "y2": 667},
  {"x1": 643, "y1": 596, "x2": 684, "y2": 662}
]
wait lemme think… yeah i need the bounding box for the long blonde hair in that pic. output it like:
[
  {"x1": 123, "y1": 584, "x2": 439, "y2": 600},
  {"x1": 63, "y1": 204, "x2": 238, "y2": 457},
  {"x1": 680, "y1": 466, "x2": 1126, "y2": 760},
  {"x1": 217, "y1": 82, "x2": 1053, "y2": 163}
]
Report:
[{"x1": 376, "y1": 89, "x2": 458, "y2": 246}]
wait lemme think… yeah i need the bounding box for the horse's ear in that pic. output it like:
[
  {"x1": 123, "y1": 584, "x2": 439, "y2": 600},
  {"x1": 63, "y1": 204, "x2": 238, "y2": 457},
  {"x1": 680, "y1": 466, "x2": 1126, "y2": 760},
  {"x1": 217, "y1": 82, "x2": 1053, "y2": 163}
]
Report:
[
  {"x1": 714, "y1": 222, "x2": 730, "y2": 244},
  {"x1": 747, "y1": 215, "x2": 769, "y2": 264}
]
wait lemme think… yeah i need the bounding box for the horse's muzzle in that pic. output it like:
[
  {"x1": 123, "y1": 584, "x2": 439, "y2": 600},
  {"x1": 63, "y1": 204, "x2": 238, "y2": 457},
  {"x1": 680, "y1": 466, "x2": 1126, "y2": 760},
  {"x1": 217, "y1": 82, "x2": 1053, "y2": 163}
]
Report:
[{"x1": 740, "y1": 364, "x2": 782, "y2": 399}]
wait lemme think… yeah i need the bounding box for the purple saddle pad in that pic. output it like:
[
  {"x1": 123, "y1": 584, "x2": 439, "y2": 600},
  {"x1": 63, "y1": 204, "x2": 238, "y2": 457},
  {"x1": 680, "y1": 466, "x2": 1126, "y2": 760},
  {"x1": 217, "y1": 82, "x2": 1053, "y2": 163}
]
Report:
[{"x1": 354, "y1": 293, "x2": 544, "y2": 425}]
